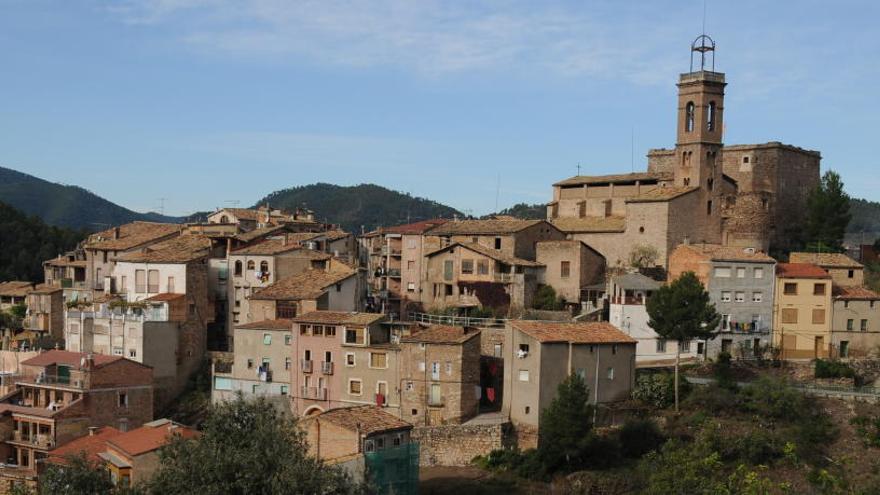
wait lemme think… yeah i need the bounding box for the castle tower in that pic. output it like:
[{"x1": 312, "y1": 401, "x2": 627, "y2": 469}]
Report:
[{"x1": 674, "y1": 35, "x2": 725, "y2": 243}]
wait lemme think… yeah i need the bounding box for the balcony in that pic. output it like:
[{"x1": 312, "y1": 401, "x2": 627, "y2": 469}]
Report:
[
  {"x1": 493, "y1": 273, "x2": 513, "y2": 283},
  {"x1": 300, "y1": 360, "x2": 313, "y2": 373},
  {"x1": 301, "y1": 387, "x2": 328, "y2": 400},
  {"x1": 19, "y1": 374, "x2": 83, "y2": 388},
  {"x1": 720, "y1": 323, "x2": 770, "y2": 334},
  {"x1": 321, "y1": 362, "x2": 334, "y2": 375},
  {"x1": 12, "y1": 432, "x2": 55, "y2": 449},
  {"x1": 68, "y1": 305, "x2": 169, "y2": 323},
  {"x1": 386, "y1": 269, "x2": 401, "y2": 278}
]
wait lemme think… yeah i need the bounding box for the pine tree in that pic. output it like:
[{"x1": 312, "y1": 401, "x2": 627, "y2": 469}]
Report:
[
  {"x1": 538, "y1": 373, "x2": 594, "y2": 471},
  {"x1": 806, "y1": 170, "x2": 852, "y2": 252}
]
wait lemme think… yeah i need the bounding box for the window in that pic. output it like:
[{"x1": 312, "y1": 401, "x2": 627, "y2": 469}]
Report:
[
  {"x1": 300, "y1": 324, "x2": 310, "y2": 336},
  {"x1": 607, "y1": 367, "x2": 615, "y2": 380},
  {"x1": 285, "y1": 357, "x2": 291, "y2": 370},
  {"x1": 443, "y1": 260, "x2": 454, "y2": 281},
  {"x1": 732, "y1": 267, "x2": 745, "y2": 279},
  {"x1": 525, "y1": 406, "x2": 531, "y2": 414},
  {"x1": 247, "y1": 358, "x2": 254, "y2": 369},
  {"x1": 735, "y1": 292, "x2": 745, "y2": 303},
  {"x1": 477, "y1": 260, "x2": 489, "y2": 275},
  {"x1": 814, "y1": 283, "x2": 826, "y2": 296},
  {"x1": 847, "y1": 319, "x2": 855, "y2": 331},
  {"x1": 519, "y1": 370, "x2": 529, "y2": 382},
  {"x1": 120, "y1": 275, "x2": 127, "y2": 293},
  {"x1": 431, "y1": 362, "x2": 440, "y2": 380},
  {"x1": 284, "y1": 334, "x2": 292, "y2": 345},
  {"x1": 461, "y1": 259, "x2": 474, "y2": 274},
  {"x1": 325, "y1": 326, "x2": 336, "y2": 337},
  {"x1": 313, "y1": 325, "x2": 324, "y2": 337},
  {"x1": 685, "y1": 101, "x2": 695, "y2": 132},
  {"x1": 430, "y1": 384, "x2": 442, "y2": 406},
  {"x1": 370, "y1": 353, "x2": 387, "y2": 369},
  {"x1": 862, "y1": 319, "x2": 869, "y2": 332},
  {"x1": 721, "y1": 314, "x2": 731, "y2": 331},
  {"x1": 680, "y1": 340, "x2": 691, "y2": 352},
  {"x1": 348, "y1": 380, "x2": 362, "y2": 396},
  {"x1": 280, "y1": 385, "x2": 289, "y2": 395},
  {"x1": 754, "y1": 267, "x2": 764, "y2": 279},
  {"x1": 393, "y1": 434, "x2": 402, "y2": 447},
  {"x1": 407, "y1": 282, "x2": 416, "y2": 292},
  {"x1": 247, "y1": 260, "x2": 255, "y2": 271},
  {"x1": 364, "y1": 440, "x2": 375, "y2": 453},
  {"x1": 214, "y1": 377, "x2": 232, "y2": 390},
  {"x1": 612, "y1": 344, "x2": 617, "y2": 354},
  {"x1": 781, "y1": 308, "x2": 798, "y2": 324},
  {"x1": 656, "y1": 339, "x2": 667, "y2": 353},
  {"x1": 260, "y1": 261, "x2": 268, "y2": 273},
  {"x1": 118, "y1": 392, "x2": 128, "y2": 408},
  {"x1": 812, "y1": 309, "x2": 825, "y2": 325},
  {"x1": 135, "y1": 269, "x2": 146, "y2": 293},
  {"x1": 234, "y1": 260, "x2": 242, "y2": 276},
  {"x1": 560, "y1": 261, "x2": 571, "y2": 278},
  {"x1": 721, "y1": 291, "x2": 732, "y2": 302},
  {"x1": 407, "y1": 260, "x2": 415, "y2": 270},
  {"x1": 129, "y1": 349, "x2": 136, "y2": 358},
  {"x1": 345, "y1": 328, "x2": 365, "y2": 345},
  {"x1": 324, "y1": 351, "x2": 332, "y2": 364},
  {"x1": 743, "y1": 156, "x2": 750, "y2": 164},
  {"x1": 518, "y1": 343, "x2": 529, "y2": 354},
  {"x1": 445, "y1": 284, "x2": 453, "y2": 296},
  {"x1": 304, "y1": 350, "x2": 311, "y2": 361},
  {"x1": 848, "y1": 269, "x2": 855, "y2": 279},
  {"x1": 167, "y1": 276, "x2": 175, "y2": 293},
  {"x1": 493, "y1": 343, "x2": 502, "y2": 358},
  {"x1": 840, "y1": 341, "x2": 849, "y2": 358},
  {"x1": 714, "y1": 267, "x2": 731, "y2": 278},
  {"x1": 494, "y1": 238, "x2": 502, "y2": 249},
  {"x1": 345, "y1": 353, "x2": 355, "y2": 366},
  {"x1": 263, "y1": 333, "x2": 272, "y2": 345},
  {"x1": 375, "y1": 436, "x2": 385, "y2": 451},
  {"x1": 748, "y1": 292, "x2": 761, "y2": 303},
  {"x1": 784, "y1": 283, "x2": 798, "y2": 296},
  {"x1": 407, "y1": 238, "x2": 417, "y2": 249},
  {"x1": 721, "y1": 339, "x2": 733, "y2": 353},
  {"x1": 707, "y1": 101, "x2": 716, "y2": 131},
  {"x1": 147, "y1": 270, "x2": 159, "y2": 293},
  {"x1": 405, "y1": 381, "x2": 414, "y2": 391}
]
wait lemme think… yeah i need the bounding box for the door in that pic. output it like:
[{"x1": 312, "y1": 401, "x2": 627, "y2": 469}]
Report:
[
  {"x1": 815, "y1": 336, "x2": 825, "y2": 359},
  {"x1": 56, "y1": 365, "x2": 70, "y2": 385},
  {"x1": 443, "y1": 260, "x2": 453, "y2": 281},
  {"x1": 431, "y1": 362, "x2": 440, "y2": 380}
]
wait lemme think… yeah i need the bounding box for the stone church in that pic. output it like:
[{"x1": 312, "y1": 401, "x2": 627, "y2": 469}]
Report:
[{"x1": 548, "y1": 36, "x2": 820, "y2": 268}]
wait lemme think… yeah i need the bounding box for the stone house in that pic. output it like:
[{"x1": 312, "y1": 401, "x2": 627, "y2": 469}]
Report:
[
  {"x1": 0, "y1": 351, "x2": 153, "y2": 487},
  {"x1": 398, "y1": 325, "x2": 481, "y2": 426},
  {"x1": 789, "y1": 252, "x2": 864, "y2": 288},
  {"x1": 423, "y1": 219, "x2": 566, "y2": 262},
  {"x1": 773, "y1": 263, "x2": 833, "y2": 359},
  {"x1": 501, "y1": 321, "x2": 636, "y2": 430},
  {"x1": 0, "y1": 282, "x2": 32, "y2": 312},
  {"x1": 607, "y1": 273, "x2": 698, "y2": 366},
  {"x1": 42, "y1": 251, "x2": 90, "y2": 305},
  {"x1": 211, "y1": 319, "x2": 294, "y2": 403},
  {"x1": 668, "y1": 244, "x2": 776, "y2": 359},
  {"x1": 247, "y1": 267, "x2": 360, "y2": 323},
  {"x1": 290, "y1": 312, "x2": 386, "y2": 417},
  {"x1": 830, "y1": 286, "x2": 880, "y2": 358},
  {"x1": 535, "y1": 240, "x2": 605, "y2": 306},
  {"x1": 23, "y1": 285, "x2": 63, "y2": 341}
]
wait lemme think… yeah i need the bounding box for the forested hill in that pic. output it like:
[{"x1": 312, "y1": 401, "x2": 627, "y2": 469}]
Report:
[
  {"x1": 255, "y1": 183, "x2": 463, "y2": 232},
  {"x1": 0, "y1": 166, "x2": 184, "y2": 230},
  {"x1": 0, "y1": 202, "x2": 84, "y2": 282}
]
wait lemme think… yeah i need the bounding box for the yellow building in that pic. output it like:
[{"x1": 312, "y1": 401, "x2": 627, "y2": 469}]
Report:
[{"x1": 773, "y1": 263, "x2": 833, "y2": 359}]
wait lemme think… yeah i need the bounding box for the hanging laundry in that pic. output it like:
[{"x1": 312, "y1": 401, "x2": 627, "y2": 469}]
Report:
[
  {"x1": 486, "y1": 387, "x2": 496, "y2": 403},
  {"x1": 474, "y1": 386, "x2": 482, "y2": 400}
]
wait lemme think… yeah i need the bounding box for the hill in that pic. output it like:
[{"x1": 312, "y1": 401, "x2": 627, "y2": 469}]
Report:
[
  {"x1": 0, "y1": 201, "x2": 84, "y2": 282},
  {"x1": 849, "y1": 198, "x2": 880, "y2": 235},
  {"x1": 255, "y1": 183, "x2": 463, "y2": 233},
  {"x1": 488, "y1": 202, "x2": 546, "y2": 220},
  {"x1": 0, "y1": 166, "x2": 184, "y2": 230}
]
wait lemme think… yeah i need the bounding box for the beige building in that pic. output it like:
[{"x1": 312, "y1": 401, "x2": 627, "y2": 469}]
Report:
[
  {"x1": 0, "y1": 282, "x2": 33, "y2": 312},
  {"x1": 831, "y1": 286, "x2": 880, "y2": 358},
  {"x1": 773, "y1": 263, "x2": 833, "y2": 359},
  {"x1": 302, "y1": 405, "x2": 412, "y2": 462},
  {"x1": 535, "y1": 240, "x2": 606, "y2": 305},
  {"x1": 247, "y1": 267, "x2": 360, "y2": 323},
  {"x1": 501, "y1": 321, "x2": 636, "y2": 431},
  {"x1": 211, "y1": 319, "x2": 294, "y2": 403},
  {"x1": 23, "y1": 285, "x2": 64, "y2": 341},
  {"x1": 789, "y1": 252, "x2": 864, "y2": 288},
  {"x1": 399, "y1": 325, "x2": 481, "y2": 426},
  {"x1": 423, "y1": 219, "x2": 565, "y2": 262}
]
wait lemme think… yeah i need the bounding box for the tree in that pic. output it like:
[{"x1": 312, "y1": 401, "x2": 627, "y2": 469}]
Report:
[
  {"x1": 646, "y1": 271, "x2": 720, "y2": 411},
  {"x1": 538, "y1": 373, "x2": 594, "y2": 471},
  {"x1": 146, "y1": 395, "x2": 362, "y2": 494},
  {"x1": 532, "y1": 285, "x2": 564, "y2": 310},
  {"x1": 628, "y1": 244, "x2": 660, "y2": 270},
  {"x1": 805, "y1": 170, "x2": 851, "y2": 252},
  {"x1": 14, "y1": 454, "x2": 126, "y2": 495}
]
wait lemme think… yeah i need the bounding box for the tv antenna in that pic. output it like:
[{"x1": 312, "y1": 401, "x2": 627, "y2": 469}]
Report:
[
  {"x1": 223, "y1": 200, "x2": 241, "y2": 208},
  {"x1": 156, "y1": 197, "x2": 166, "y2": 216}
]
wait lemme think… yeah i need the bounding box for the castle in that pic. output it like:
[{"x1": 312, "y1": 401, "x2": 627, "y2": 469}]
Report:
[{"x1": 548, "y1": 36, "x2": 820, "y2": 268}]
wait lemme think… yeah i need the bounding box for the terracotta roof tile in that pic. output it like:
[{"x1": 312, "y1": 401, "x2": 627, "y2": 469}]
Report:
[
  {"x1": 291, "y1": 311, "x2": 385, "y2": 326},
  {"x1": 44, "y1": 256, "x2": 87, "y2": 268},
  {"x1": 107, "y1": 420, "x2": 198, "y2": 457},
  {"x1": 0, "y1": 281, "x2": 35, "y2": 297},
  {"x1": 626, "y1": 186, "x2": 699, "y2": 203},
  {"x1": 550, "y1": 216, "x2": 626, "y2": 233},
  {"x1": 426, "y1": 242, "x2": 544, "y2": 267},
  {"x1": 144, "y1": 293, "x2": 185, "y2": 302},
  {"x1": 236, "y1": 319, "x2": 294, "y2": 331},
  {"x1": 314, "y1": 406, "x2": 412, "y2": 436},
  {"x1": 116, "y1": 235, "x2": 212, "y2": 263},
  {"x1": 220, "y1": 208, "x2": 260, "y2": 221},
  {"x1": 401, "y1": 325, "x2": 480, "y2": 344},
  {"x1": 554, "y1": 171, "x2": 672, "y2": 187},
  {"x1": 21, "y1": 350, "x2": 126, "y2": 369},
  {"x1": 377, "y1": 219, "x2": 449, "y2": 235},
  {"x1": 510, "y1": 320, "x2": 638, "y2": 344},
  {"x1": 231, "y1": 236, "x2": 325, "y2": 256},
  {"x1": 426, "y1": 219, "x2": 547, "y2": 236},
  {"x1": 676, "y1": 243, "x2": 777, "y2": 263},
  {"x1": 29, "y1": 284, "x2": 62, "y2": 295},
  {"x1": 776, "y1": 263, "x2": 830, "y2": 279},
  {"x1": 86, "y1": 222, "x2": 182, "y2": 251},
  {"x1": 789, "y1": 252, "x2": 863, "y2": 269},
  {"x1": 323, "y1": 230, "x2": 352, "y2": 242},
  {"x1": 833, "y1": 286, "x2": 880, "y2": 301},
  {"x1": 250, "y1": 269, "x2": 356, "y2": 301},
  {"x1": 48, "y1": 427, "x2": 123, "y2": 464}
]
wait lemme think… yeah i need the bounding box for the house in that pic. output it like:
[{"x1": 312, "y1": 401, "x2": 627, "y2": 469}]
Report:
[
  {"x1": 0, "y1": 282, "x2": 33, "y2": 312},
  {"x1": 773, "y1": 263, "x2": 833, "y2": 359},
  {"x1": 789, "y1": 252, "x2": 864, "y2": 288},
  {"x1": 211, "y1": 319, "x2": 294, "y2": 403},
  {"x1": 668, "y1": 244, "x2": 777, "y2": 358},
  {"x1": 535, "y1": 240, "x2": 606, "y2": 307},
  {"x1": 291, "y1": 311, "x2": 387, "y2": 417},
  {"x1": 207, "y1": 207, "x2": 319, "y2": 232},
  {"x1": 423, "y1": 219, "x2": 565, "y2": 262},
  {"x1": 246, "y1": 267, "x2": 360, "y2": 323},
  {"x1": 831, "y1": 286, "x2": 880, "y2": 358},
  {"x1": 501, "y1": 321, "x2": 636, "y2": 432},
  {"x1": 0, "y1": 351, "x2": 153, "y2": 486},
  {"x1": 23, "y1": 285, "x2": 64, "y2": 341},
  {"x1": 607, "y1": 272, "x2": 699, "y2": 366},
  {"x1": 398, "y1": 325, "x2": 481, "y2": 426}
]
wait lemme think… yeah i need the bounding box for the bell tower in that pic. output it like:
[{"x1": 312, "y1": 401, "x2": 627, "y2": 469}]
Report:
[{"x1": 674, "y1": 35, "x2": 725, "y2": 243}]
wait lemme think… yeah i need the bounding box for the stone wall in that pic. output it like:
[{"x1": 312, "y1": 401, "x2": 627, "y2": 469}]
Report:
[{"x1": 412, "y1": 422, "x2": 513, "y2": 466}]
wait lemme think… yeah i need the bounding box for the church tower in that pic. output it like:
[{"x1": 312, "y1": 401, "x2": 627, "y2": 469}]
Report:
[{"x1": 674, "y1": 35, "x2": 725, "y2": 243}]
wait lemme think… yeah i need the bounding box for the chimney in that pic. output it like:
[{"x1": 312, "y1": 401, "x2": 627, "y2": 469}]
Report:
[
  {"x1": 88, "y1": 426, "x2": 99, "y2": 436},
  {"x1": 113, "y1": 226, "x2": 120, "y2": 240},
  {"x1": 84, "y1": 353, "x2": 95, "y2": 371}
]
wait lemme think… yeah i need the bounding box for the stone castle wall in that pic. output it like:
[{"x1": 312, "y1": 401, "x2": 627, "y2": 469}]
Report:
[{"x1": 412, "y1": 422, "x2": 514, "y2": 466}]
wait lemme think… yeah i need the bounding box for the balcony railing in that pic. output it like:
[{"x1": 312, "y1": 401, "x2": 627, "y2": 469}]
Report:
[
  {"x1": 300, "y1": 360, "x2": 313, "y2": 373},
  {"x1": 20, "y1": 374, "x2": 82, "y2": 388},
  {"x1": 12, "y1": 432, "x2": 55, "y2": 449},
  {"x1": 386, "y1": 269, "x2": 401, "y2": 278},
  {"x1": 720, "y1": 323, "x2": 770, "y2": 334},
  {"x1": 493, "y1": 273, "x2": 513, "y2": 283},
  {"x1": 67, "y1": 305, "x2": 169, "y2": 322},
  {"x1": 301, "y1": 387, "x2": 328, "y2": 400},
  {"x1": 409, "y1": 312, "x2": 508, "y2": 328},
  {"x1": 321, "y1": 362, "x2": 334, "y2": 375}
]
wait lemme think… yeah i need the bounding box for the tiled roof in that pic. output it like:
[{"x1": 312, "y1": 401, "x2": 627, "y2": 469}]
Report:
[
  {"x1": 314, "y1": 406, "x2": 412, "y2": 436},
  {"x1": 29, "y1": 283, "x2": 62, "y2": 295},
  {"x1": 144, "y1": 293, "x2": 185, "y2": 302},
  {"x1": 44, "y1": 256, "x2": 88, "y2": 268},
  {"x1": 250, "y1": 269, "x2": 357, "y2": 301},
  {"x1": 236, "y1": 319, "x2": 294, "y2": 331},
  {"x1": 789, "y1": 252, "x2": 863, "y2": 269},
  {"x1": 426, "y1": 219, "x2": 546, "y2": 236},
  {"x1": 379, "y1": 219, "x2": 449, "y2": 235},
  {"x1": 85, "y1": 222, "x2": 182, "y2": 251},
  {"x1": 776, "y1": 263, "x2": 830, "y2": 279},
  {"x1": 401, "y1": 325, "x2": 480, "y2": 344},
  {"x1": 21, "y1": 350, "x2": 125, "y2": 370},
  {"x1": 220, "y1": 208, "x2": 260, "y2": 221},
  {"x1": 234, "y1": 225, "x2": 290, "y2": 243},
  {"x1": 426, "y1": 242, "x2": 544, "y2": 267},
  {"x1": 550, "y1": 216, "x2": 626, "y2": 233},
  {"x1": 116, "y1": 235, "x2": 212, "y2": 263},
  {"x1": 510, "y1": 320, "x2": 638, "y2": 344},
  {"x1": 626, "y1": 186, "x2": 699, "y2": 203},
  {"x1": 833, "y1": 286, "x2": 880, "y2": 301},
  {"x1": 107, "y1": 419, "x2": 199, "y2": 457},
  {"x1": 48, "y1": 427, "x2": 123, "y2": 464},
  {"x1": 612, "y1": 273, "x2": 662, "y2": 291},
  {"x1": 0, "y1": 281, "x2": 35, "y2": 297},
  {"x1": 231, "y1": 236, "x2": 323, "y2": 256},
  {"x1": 676, "y1": 243, "x2": 777, "y2": 263},
  {"x1": 323, "y1": 230, "x2": 351, "y2": 242},
  {"x1": 554, "y1": 171, "x2": 671, "y2": 187},
  {"x1": 291, "y1": 311, "x2": 385, "y2": 326}
]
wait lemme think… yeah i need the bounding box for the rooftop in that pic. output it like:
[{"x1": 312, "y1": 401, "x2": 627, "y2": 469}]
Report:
[
  {"x1": 29, "y1": 283, "x2": 62, "y2": 295},
  {"x1": 549, "y1": 216, "x2": 626, "y2": 234},
  {"x1": 235, "y1": 319, "x2": 294, "y2": 331},
  {"x1": 217, "y1": 207, "x2": 260, "y2": 221},
  {"x1": 626, "y1": 186, "x2": 699, "y2": 203},
  {"x1": 116, "y1": 235, "x2": 212, "y2": 264},
  {"x1": 231, "y1": 235, "x2": 323, "y2": 256},
  {"x1": 776, "y1": 263, "x2": 830, "y2": 279},
  {"x1": 44, "y1": 256, "x2": 88, "y2": 268},
  {"x1": 510, "y1": 320, "x2": 638, "y2": 345},
  {"x1": 676, "y1": 243, "x2": 777, "y2": 263},
  {"x1": 143, "y1": 293, "x2": 185, "y2": 303},
  {"x1": 48, "y1": 427, "x2": 123, "y2": 464},
  {"x1": 425, "y1": 218, "x2": 547, "y2": 236},
  {"x1": 611, "y1": 273, "x2": 662, "y2": 291},
  {"x1": 313, "y1": 405, "x2": 412, "y2": 436},
  {"x1": 379, "y1": 218, "x2": 449, "y2": 235},
  {"x1": 401, "y1": 325, "x2": 480, "y2": 344},
  {"x1": 21, "y1": 350, "x2": 138, "y2": 370},
  {"x1": 426, "y1": 242, "x2": 543, "y2": 267},
  {"x1": 250, "y1": 268, "x2": 356, "y2": 301},
  {"x1": 106, "y1": 419, "x2": 198, "y2": 457},
  {"x1": 789, "y1": 252, "x2": 863, "y2": 269},
  {"x1": 553, "y1": 171, "x2": 672, "y2": 187},
  {"x1": 85, "y1": 222, "x2": 181, "y2": 251},
  {"x1": 291, "y1": 311, "x2": 385, "y2": 326},
  {"x1": 833, "y1": 286, "x2": 880, "y2": 301},
  {"x1": 0, "y1": 281, "x2": 34, "y2": 297}
]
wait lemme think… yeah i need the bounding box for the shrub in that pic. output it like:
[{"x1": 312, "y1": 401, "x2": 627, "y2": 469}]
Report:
[
  {"x1": 683, "y1": 383, "x2": 738, "y2": 415},
  {"x1": 738, "y1": 377, "x2": 806, "y2": 420},
  {"x1": 713, "y1": 351, "x2": 737, "y2": 390},
  {"x1": 632, "y1": 372, "x2": 690, "y2": 409},
  {"x1": 619, "y1": 419, "x2": 666, "y2": 458},
  {"x1": 815, "y1": 358, "x2": 856, "y2": 379},
  {"x1": 532, "y1": 285, "x2": 564, "y2": 310},
  {"x1": 851, "y1": 415, "x2": 880, "y2": 448}
]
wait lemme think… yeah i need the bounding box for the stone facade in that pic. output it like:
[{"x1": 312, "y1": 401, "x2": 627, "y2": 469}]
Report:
[
  {"x1": 831, "y1": 291, "x2": 880, "y2": 358},
  {"x1": 411, "y1": 422, "x2": 512, "y2": 466},
  {"x1": 536, "y1": 240, "x2": 605, "y2": 304}
]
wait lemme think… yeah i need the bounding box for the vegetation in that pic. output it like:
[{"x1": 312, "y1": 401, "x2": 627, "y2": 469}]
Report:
[
  {"x1": 11, "y1": 454, "x2": 132, "y2": 495},
  {"x1": 537, "y1": 374, "x2": 596, "y2": 472},
  {"x1": 0, "y1": 201, "x2": 84, "y2": 281},
  {"x1": 646, "y1": 271, "x2": 720, "y2": 411},
  {"x1": 632, "y1": 371, "x2": 691, "y2": 409},
  {"x1": 489, "y1": 203, "x2": 545, "y2": 220},
  {"x1": 256, "y1": 183, "x2": 463, "y2": 232},
  {"x1": 814, "y1": 358, "x2": 857, "y2": 379},
  {"x1": 849, "y1": 198, "x2": 880, "y2": 235},
  {"x1": 532, "y1": 285, "x2": 565, "y2": 311},
  {"x1": 0, "y1": 303, "x2": 27, "y2": 332},
  {"x1": 805, "y1": 170, "x2": 852, "y2": 252},
  {"x1": 627, "y1": 244, "x2": 660, "y2": 270}
]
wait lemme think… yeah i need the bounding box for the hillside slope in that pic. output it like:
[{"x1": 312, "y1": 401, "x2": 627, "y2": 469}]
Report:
[
  {"x1": 0, "y1": 166, "x2": 183, "y2": 230},
  {"x1": 255, "y1": 183, "x2": 463, "y2": 233},
  {"x1": 0, "y1": 201, "x2": 84, "y2": 281}
]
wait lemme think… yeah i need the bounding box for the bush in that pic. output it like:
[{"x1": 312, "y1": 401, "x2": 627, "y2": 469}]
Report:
[
  {"x1": 815, "y1": 358, "x2": 856, "y2": 379},
  {"x1": 683, "y1": 384, "x2": 738, "y2": 415},
  {"x1": 851, "y1": 415, "x2": 880, "y2": 448},
  {"x1": 632, "y1": 372, "x2": 690, "y2": 409},
  {"x1": 532, "y1": 285, "x2": 564, "y2": 310},
  {"x1": 738, "y1": 377, "x2": 806, "y2": 420},
  {"x1": 713, "y1": 351, "x2": 737, "y2": 390},
  {"x1": 619, "y1": 419, "x2": 666, "y2": 458}
]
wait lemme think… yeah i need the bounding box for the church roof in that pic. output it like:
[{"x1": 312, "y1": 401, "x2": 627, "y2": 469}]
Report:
[
  {"x1": 626, "y1": 186, "x2": 699, "y2": 203},
  {"x1": 554, "y1": 172, "x2": 671, "y2": 187}
]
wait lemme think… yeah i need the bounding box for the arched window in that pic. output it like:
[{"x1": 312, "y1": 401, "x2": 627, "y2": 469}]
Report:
[
  {"x1": 234, "y1": 260, "x2": 242, "y2": 277},
  {"x1": 260, "y1": 261, "x2": 268, "y2": 273},
  {"x1": 220, "y1": 215, "x2": 229, "y2": 224},
  {"x1": 707, "y1": 101, "x2": 716, "y2": 131},
  {"x1": 685, "y1": 102, "x2": 695, "y2": 132},
  {"x1": 247, "y1": 260, "x2": 255, "y2": 271}
]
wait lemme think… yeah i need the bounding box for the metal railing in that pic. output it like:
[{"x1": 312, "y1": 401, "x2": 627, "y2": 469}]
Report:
[
  {"x1": 408, "y1": 312, "x2": 508, "y2": 328},
  {"x1": 321, "y1": 362, "x2": 334, "y2": 375},
  {"x1": 300, "y1": 360, "x2": 313, "y2": 373},
  {"x1": 12, "y1": 432, "x2": 55, "y2": 449},
  {"x1": 493, "y1": 273, "x2": 513, "y2": 283}
]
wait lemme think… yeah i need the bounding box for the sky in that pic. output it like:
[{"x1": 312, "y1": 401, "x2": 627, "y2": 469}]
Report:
[{"x1": 1, "y1": 0, "x2": 878, "y2": 217}]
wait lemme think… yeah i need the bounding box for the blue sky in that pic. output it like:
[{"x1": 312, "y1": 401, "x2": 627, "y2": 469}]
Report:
[{"x1": 1, "y1": 0, "x2": 878, "y2": 217}]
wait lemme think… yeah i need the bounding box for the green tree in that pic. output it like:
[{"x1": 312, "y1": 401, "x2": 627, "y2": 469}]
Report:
[
  {"x1": 538, "y1": 373, "x2": 594, "y2": 471},
  {"x1": 16, "y1": 454, "x2": 123, "y2": 495},
  {"x1": 646, "y1": 271, "x2": 720, "y2": 411},
  {"x1": 146, "y1": 395, "x2": 362, "y2": 495},
  {"x1": 628, "y1": 244, "x2": 660, "y2": 270},
  {"x1": 805, "y1": 170, "x2": 851, "y2": 252},
  {"x1": 532, "y1": 285, "x2": 564, "y2": 310}
]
